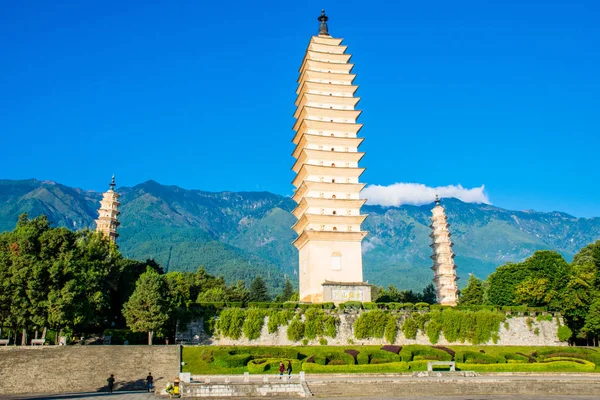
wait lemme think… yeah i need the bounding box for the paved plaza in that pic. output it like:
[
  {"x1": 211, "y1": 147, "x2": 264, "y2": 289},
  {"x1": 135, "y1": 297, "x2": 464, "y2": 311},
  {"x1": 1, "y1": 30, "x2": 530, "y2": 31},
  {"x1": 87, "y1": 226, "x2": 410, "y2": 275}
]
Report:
[{"x1": 6, "y1": 393, "x2": 600, "y2": 400}]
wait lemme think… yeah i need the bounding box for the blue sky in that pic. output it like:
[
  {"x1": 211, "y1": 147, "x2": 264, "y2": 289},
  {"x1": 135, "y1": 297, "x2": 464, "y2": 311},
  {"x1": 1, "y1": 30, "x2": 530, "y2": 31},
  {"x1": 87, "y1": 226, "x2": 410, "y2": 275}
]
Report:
[{"x1": 1, "y1": 1, "x2": 598, "y2": 217}]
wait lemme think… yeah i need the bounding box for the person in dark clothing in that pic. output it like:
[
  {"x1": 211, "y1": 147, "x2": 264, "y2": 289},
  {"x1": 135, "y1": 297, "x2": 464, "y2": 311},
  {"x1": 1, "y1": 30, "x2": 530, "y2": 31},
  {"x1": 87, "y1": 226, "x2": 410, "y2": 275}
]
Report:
[
  {"x1": 146, "y1": 373, "x2": 154, "y2": 392},
  {"x1": 287, "y1": 360, "x2": 292, "y2": 379},
  {"x1": 107, "y1": 374, "x2": 115, "y2": 394},
  {"x1": 279, "y1": 361, "x2": 284, "y2": 379}
]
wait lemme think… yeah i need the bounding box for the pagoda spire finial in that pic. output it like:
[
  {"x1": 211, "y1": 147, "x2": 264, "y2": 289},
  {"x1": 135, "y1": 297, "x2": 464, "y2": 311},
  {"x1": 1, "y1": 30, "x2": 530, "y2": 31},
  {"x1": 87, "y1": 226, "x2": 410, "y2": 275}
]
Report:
[
  {"x1": 435, "y1": 193, "x2": 440, "y2": 205},
  {"x1": 318, "y1": 9, "x2": 329, "y2": 36},
  {"x1": 110, "y1": 174, "x2": 116, "y2": 190}
]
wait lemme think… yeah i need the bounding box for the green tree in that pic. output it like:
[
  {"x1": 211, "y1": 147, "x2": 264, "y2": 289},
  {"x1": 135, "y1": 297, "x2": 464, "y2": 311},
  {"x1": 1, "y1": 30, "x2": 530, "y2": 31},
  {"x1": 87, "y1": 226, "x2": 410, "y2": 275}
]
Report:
[
  {"x1": 197, "y1": 287, "x2": 228, "y2": 302},
  {"x1": 419, "y1": 283, "x2": 437, "y2": 304},
  {"x1": 459, "y1": 274, "x2": 485, "y2": 305},
  {"x1": 248, "y1": 276, "x2": 270, "y2": 302},
  {"x1": 228, "y1": 280, "x2": 250, "y2": 304},
  {"x1": 122, "y1": 268, "x2": 171, "y2": 344},
  {"x1": 582, "y1": 299, "x2": 600, "y2": 345},
  {"x1": 275, "y1": 279, "x2": 294, "y2": 302},
  {"x1": 488, "y1": 251, "x2": 568, "y2": 307}
]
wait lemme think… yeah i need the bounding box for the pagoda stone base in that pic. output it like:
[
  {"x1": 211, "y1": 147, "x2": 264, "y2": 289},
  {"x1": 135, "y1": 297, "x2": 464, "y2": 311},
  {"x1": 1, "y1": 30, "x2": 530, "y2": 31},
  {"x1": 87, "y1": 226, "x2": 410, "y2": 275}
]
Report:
[{"x1": 322, "y1": 281, "x2": 372, "y2": 304}]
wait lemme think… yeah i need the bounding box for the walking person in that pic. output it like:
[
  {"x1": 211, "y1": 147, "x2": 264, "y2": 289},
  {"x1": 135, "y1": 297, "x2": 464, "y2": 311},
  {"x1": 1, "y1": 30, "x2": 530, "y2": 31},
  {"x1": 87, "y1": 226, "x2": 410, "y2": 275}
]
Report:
[
  {"x1": 146, "y1": 372, "x2": 154, "y2": 392},
  {"x1": 107, "y1": 374, "x2": 115, "y2": 394},
  {"x1": 279, "y1": 361, "x2": 284, "y2": 379},
  {"x1": 286, "y1": 360, "x2": 292, "y2": 380}
]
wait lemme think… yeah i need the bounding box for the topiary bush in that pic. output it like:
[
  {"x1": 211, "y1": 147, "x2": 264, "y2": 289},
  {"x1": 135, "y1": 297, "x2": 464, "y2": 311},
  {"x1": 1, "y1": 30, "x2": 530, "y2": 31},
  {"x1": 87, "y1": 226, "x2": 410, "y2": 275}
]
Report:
[
  {"x1": 287, "y1": 317, "x2": 305, "y2": 342},
  {"x1": 557, "y1": 325, "x2": 572, "y2": 342},
  {"x1": 218, "y1": 308, "x2": 246, "y2": 339},
  {"x1": 425, "y1": 320, "x2": 441, "y2": 344},
  {"x1": 324, "y1": 315, "x2": 338, "y2": 338},
  {"x1": 354, "y1": 309, "x2": 388, "y2": 339},
  {"x1": 384, "y1": 315, "x2": 398, "y2": 344},
  {"x1": 402, "y1": 317, "x2": 418, "y2": 340},
  {"x1": 304, "y1": 309, "x2": 325, "y2": 339},
  {"x1": 267, "y1": 310, "x2": 295, "y2": 334},
  {"x1": 242, "y1": 308, "x2": 266, "y2": 340}
]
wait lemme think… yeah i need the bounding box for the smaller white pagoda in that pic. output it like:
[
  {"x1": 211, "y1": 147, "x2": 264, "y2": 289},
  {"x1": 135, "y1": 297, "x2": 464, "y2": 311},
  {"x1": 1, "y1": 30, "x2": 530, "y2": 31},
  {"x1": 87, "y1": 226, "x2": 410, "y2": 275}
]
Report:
[
  {"x1": 95, "y1": 175, "x2": 120, "y2": 243},
  {"x1": 429, "y1": 195, "x2": 459, "y2": 305}
]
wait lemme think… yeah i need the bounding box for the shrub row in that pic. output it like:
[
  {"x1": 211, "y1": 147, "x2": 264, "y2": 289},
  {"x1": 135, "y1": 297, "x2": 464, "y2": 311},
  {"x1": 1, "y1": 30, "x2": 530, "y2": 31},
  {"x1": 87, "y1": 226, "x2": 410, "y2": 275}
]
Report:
[
  {"x1": 399, "y1": 345, "x2": 453, "y2": 362},
  {"x1": 247, "y1": 359, "x2": 303, "y2": 374},
  {"x1": 458, "y1": 360, "x2": 595, "y2": 372},
  {"x1": 213, "y1": 349, "x2": 253, "y2": 368},
  {"x1": 302, "y1": 361, "x2": 410, "y2": 373}
]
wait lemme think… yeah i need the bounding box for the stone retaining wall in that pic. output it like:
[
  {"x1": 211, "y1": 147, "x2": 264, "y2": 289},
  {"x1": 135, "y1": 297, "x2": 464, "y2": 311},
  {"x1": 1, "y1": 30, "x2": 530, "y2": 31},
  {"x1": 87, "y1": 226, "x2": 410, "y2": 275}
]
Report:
[
  {"x1": 178, "y1": 313, "x2": 565, "y2": 346},
  {"x1": 0, "y1": 345, "x2": 179, "y2": 395}
]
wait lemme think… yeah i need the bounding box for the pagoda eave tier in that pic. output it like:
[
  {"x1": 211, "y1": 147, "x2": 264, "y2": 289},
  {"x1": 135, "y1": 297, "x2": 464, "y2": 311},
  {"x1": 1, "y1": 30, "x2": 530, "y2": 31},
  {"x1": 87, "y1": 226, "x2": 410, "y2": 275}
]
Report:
[
  {"x1": 295, "y1": 92, "x2": 360, "y2": 110},
  {"x1": 298, "y1": 69, "x2": 356, "y2": 85},
  {"x1": 307, "y1": 41, "x2": 348, "y2": 54},
  {"x1": 292, "y1": 149, "x2": 365, "y2": 173},
  {"x1": 292, "y1": 108, "x2": 362, "y2": 132},
  {"x1": 292, "y1": 230, "x2": 367, "y2": 250},
  {"x1": 305, "y1": 50, "x2": 352, "y2": 64},
  {"x1": 292, "y1": 197, "x2": 367, "y2": 218},
  {"x1": 292, "y1": 214, "x2": 368, "y2": 234},
  {"x1": 292, "y1": 165, "x2": 365, "y2": 188},
  {"x1": 310, "y1": 35, "x2": 343, "y2": 46},
  {"x1": 292, "y1": 181, "x2": 366, "y2": 202},
  {"x1": 296, "y1": 80, "x2": 358, "y2": 97},
  {"x1": 293, "y1": 133, "x2": 364, "y2": 152},
  {"x1": 299, "y1": 59, "x2": 354, "y2": 76}
]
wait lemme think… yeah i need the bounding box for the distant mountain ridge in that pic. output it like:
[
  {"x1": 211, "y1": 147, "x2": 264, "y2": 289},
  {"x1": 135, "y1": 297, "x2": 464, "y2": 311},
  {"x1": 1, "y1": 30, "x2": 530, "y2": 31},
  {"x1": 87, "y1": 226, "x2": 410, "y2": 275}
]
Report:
[{"x1": 1, "y1": 178, "x2": 599, "y2": 291}]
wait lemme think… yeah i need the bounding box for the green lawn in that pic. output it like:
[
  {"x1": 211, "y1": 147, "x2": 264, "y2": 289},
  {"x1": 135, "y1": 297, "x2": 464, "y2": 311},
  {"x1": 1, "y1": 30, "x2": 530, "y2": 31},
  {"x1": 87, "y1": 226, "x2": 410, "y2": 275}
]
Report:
[{"x1": 182, "y1": 345, "x2": 600, "y2": 375}]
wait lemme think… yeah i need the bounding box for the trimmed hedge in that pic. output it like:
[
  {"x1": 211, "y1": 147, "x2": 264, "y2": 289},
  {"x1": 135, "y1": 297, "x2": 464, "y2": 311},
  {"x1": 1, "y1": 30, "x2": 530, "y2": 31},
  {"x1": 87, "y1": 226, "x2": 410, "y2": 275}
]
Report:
[
  {"x1": 458, "y1": 360, "x2": 595, "y2": 372},
  {"x1": 302, "y1": 361, "x2": 409, "y2": 373},
  {"x1": 339, "y1": 301, "x2": 363, "y2": 311},
  {"x1": 369, "y1": 350, "x2": 400, "y2": 364},
  {"x1": 400, "y1": 345, "x2": 453, "y2": 362},
  {"x1": 357, "y1": 351, "x2": 370, "y2": 365},
  {"x1": 213, "y1": 350, "x2": 252, "y2": 368},
  {"x1": 455, "y1": 351, "x2": 504, "y2": 364},
  {"x1": 244, "y1": 346, "x2": 299, "y2": 359},
  {"x1": 248, "y1": 359, "x2": 302, "y2": 374},
  {"x1": 500, "y1": 352, "x2": 529, "y2": 363}
]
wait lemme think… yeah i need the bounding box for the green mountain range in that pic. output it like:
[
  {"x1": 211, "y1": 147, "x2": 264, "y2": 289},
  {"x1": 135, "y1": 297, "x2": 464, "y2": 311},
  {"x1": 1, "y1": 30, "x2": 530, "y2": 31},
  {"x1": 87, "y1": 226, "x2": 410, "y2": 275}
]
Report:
[{"x1": 2, "y1": 178, "x2": 599, "y2": 291}]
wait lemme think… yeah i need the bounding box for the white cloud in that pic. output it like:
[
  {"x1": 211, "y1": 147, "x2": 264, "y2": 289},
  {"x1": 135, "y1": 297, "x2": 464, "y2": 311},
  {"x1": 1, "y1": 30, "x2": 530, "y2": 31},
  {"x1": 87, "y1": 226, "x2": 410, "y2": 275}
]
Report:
[
  {"x1": 361, "y1": 183, "x2": 490, "y2": 207},
  {"x1": 362, "y1": 237, "x2": 383, "y2": 254}
]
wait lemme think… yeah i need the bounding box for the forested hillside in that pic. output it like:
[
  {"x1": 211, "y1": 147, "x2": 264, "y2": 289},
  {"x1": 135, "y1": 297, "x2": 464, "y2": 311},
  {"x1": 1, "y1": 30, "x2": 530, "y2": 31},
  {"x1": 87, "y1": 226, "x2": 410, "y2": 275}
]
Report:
[{"x1": 1, "y1": 179, "x2": 599, "y2": 290}]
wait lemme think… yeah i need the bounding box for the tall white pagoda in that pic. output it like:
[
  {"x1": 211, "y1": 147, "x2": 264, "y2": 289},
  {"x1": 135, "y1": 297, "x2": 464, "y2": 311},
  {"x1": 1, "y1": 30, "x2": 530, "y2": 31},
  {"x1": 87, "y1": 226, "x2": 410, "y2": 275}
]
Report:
[
  {"x1": 95, "y1": 175, "x2": 120, "y2": 243},
  {"x1": 430, "y1": 196, "x2": 459, "y2": 305},
  {"x1": 291, "y1": 11, "x2": 370, "y2": 303}
]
